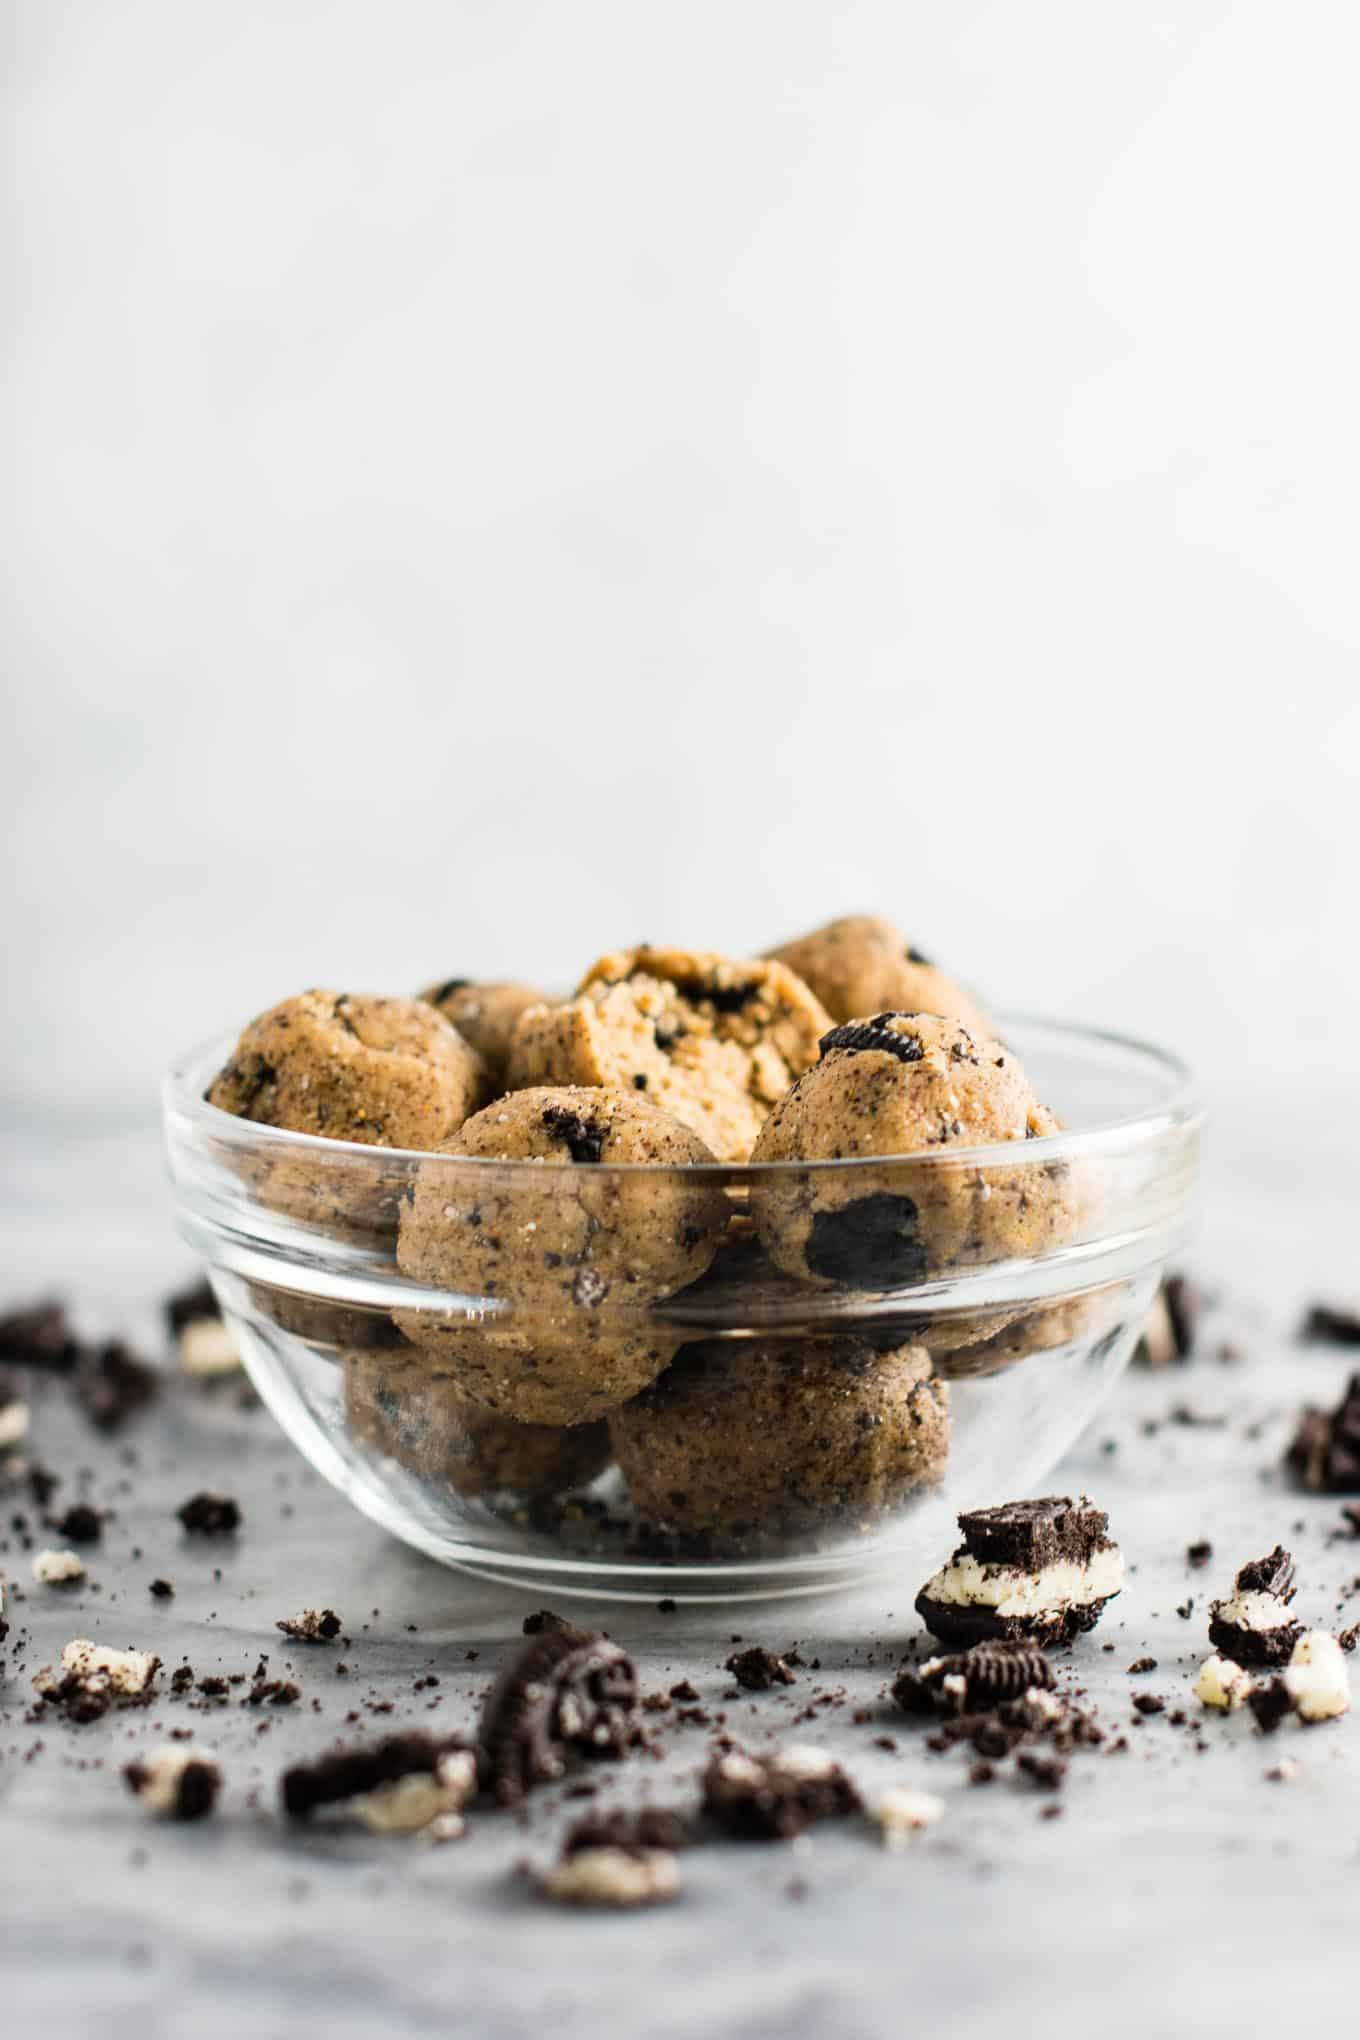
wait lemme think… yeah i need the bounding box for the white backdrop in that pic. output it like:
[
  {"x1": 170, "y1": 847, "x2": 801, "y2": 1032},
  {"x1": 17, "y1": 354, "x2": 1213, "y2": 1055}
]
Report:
[{"x1": 5, "y1": 2, "x2": 1359, "y2": 1179}]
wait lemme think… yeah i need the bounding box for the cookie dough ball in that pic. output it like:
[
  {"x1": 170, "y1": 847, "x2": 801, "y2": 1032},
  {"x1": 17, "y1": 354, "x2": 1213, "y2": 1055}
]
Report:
[
  {"x1": 419, "y1": 979, "x2": 547, "y2": 1088},
  {"x1": 507, "y1": 947, "x2": 831, "y2": 1161},
  {"x1": 209, "y1": 990, "x2": 487, "y2": 1147},
  {"x1": 749, "y1": 1013, "x2": 1075, "y2": 1289},
  {"x1": 344, "y1": 1350, "x2": 610, "y2": 1500},
  {"x1": 395, "y1": 1086, "x2": 728, "y2": 1424},
  {"x1": 609, "y1": 1337, "x2": 949, "y2": 1538},
  {"x1": 207, "y1": 990, "x2": 488, "y2": 1242},
  {"x1": 767, "y1": 915, "x2": 994, "y2": 1039}
]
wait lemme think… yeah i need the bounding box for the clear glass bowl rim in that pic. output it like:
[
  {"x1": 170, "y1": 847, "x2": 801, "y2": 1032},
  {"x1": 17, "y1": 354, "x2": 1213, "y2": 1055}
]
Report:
[{"x1": 163, "y1": 1014, "x2": 1204, "y2": 1179}]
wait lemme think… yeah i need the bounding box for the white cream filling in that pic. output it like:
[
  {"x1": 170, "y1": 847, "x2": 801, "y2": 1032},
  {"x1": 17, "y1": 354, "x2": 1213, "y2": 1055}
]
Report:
[
  {"x1": 33, "y1": 1548, "x2": 86, "y2": 1585},
  {"x1": 1284, "y1": 1632, "x2": 1350, "y2": 1723},
  {"x1": 349, "y1": 1749, "x2": 478, "y2": 1834},
  {"x1": 178, "y1": 1319, "x2": 242, "y2": 1377},
  {"x1": 1211, "y1": 1590, "x2": 1295, "y2": 1633},
  {"x1": 60, "y1": 1638, "x2": 160, "y2": 1695},
  {"x1": 877, "y1": 1787, "x2": 945, "y2": 1847},
  {"x1": 544, "y1": 1847, "x2": 679, "y2": 1907},
  {"x1": 1194, "y1": 1655, "x2": 1253, "y2": 1711},
  {"x1": 0, "y1": 1399, "x2": 31, "y2": 1449},
  {"x1": 923, "y1": 1546, "x2": 1124, "y2": 1615},
  {"x1": 131, "y1": 1745, "x2": 220, "y2": 1815}
]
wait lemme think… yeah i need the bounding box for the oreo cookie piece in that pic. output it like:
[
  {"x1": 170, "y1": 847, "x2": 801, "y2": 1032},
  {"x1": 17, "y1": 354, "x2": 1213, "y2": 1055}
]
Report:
[
  {"x1": 281, "y1": 1731, "x2": 477, "y2": 1831},
  {"x1": 0, "y1": 1299, "x2": 79, "y2": 1372},
  {"x1": 915, "y1": 1495, "x2": 1124, "y2": 1648},
  {"x1": 818, "y1": 1016, "x2": 927, "y2": 1065},
  {"x1": 478, "y1": 1620, "x2": 639, "y2": 1805},
  {"x1": 702, "y1": 1744, "x2": 861, "y2": 1841},
  {"x1": 124, "y1": 1745, "x2": 222, "y2": 1821},
  {"x1": 893, "y1": 1639, "x2": 1055, "y2": 1716},
  {"x1": 1286, "y1": 1375, "x2": 1360, "y2": 1493},
  {"x1": 1207, "y1": 1547, "x2": 1303, "y2": 1669}
]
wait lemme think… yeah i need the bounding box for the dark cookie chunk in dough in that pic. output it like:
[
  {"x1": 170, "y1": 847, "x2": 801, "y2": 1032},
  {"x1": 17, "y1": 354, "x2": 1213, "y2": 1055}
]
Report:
[{"x1": 478, "y1": 1620, "x2": 639, "y2": 1804}]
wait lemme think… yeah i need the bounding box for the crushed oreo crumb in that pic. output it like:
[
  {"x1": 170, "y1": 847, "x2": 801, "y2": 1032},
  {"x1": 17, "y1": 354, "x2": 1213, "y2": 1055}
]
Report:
[
  {"x1": 177, "y1": 1493, "x2": 241, "y2": 1535},
  {"x1": 725, "y1": 1646, "x2": 797, "y2": 1691},
  {"x1": 276, "y1": 1609, "x2": 342, "y2": 1644}
]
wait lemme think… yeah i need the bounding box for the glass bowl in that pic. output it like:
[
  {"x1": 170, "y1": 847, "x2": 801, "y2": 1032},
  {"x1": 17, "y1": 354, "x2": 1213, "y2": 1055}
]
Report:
[{"x1": 163, "y1": 1018, "x2": 1201, "y2": 1602}]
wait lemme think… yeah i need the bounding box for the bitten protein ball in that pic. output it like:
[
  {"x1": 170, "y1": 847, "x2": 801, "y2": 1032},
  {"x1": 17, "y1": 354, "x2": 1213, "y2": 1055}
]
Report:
[
  {"x1": 344, "y1": 1350, "x2": 610, "y2": 1500},
  {"x1": 749, "y1": 1013, "x2": 1074, "y2": 1289},
  {"x1": 419, "y1": 979, "x2": 548, "y2": 1089},
  {"x1": 608, "y1": 1337, "x2": 950, "y2": 1538},
  {"x1": 208, "y1": 990, "x2": 488, "y2": 1149},
  {"x1": 506, "y1": 946, "x2": 831, "y2": 1161},
  {"x1": 395, "y1": 1085, "x2": 729, "y2": 1424},
  {"x1": 766, "y1": 915, "x2": 994, "y2": 1039}
]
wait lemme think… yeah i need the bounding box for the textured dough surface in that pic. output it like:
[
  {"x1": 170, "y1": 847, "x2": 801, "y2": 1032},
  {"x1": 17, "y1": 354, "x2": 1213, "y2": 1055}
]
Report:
[
  {"x1": 344, "y1": 1349, "x2": 609, "y2": 1499},
  {"x1": 208, "y1": 989, "x2": 487, "y2": 1147},
  {"x1": 419, "y1": 979, "x2": 547, "y2": 1088},
  {"x1": 767, "y1": 915, "x2": 994, "y2": 1038},
  {"x1": 506, "y1": 947, "x2": 831, "y2": 1161},
  {"x1": 609, "y1": 1336, "x2": 949, "y2": 1537},
  {"x1": 207, "y1": 990, "x2": 488, "y2": 1241},
  {"x1": 395, "y1": 1085, "x2": 728, "y2": 1423},
  {"x1": 749, "y1": 1012, "x2": 1075, "y2": 1288}
]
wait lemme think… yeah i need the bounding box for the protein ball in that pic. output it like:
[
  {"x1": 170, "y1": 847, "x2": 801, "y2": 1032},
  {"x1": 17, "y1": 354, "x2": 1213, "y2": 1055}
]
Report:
[
  {"x1": 766, "y1": 913, "x2": 994, "y2": 1039},
  {"x1": 207, "y1": 991, "x2": 490, "y2": 1263},
  {"x1": 609, "y1": 1336, "x2": 949, "y2": 1539},
  {"x1": 749, "y1": 1013, "x2": 1075, "y2": 1289},
  {"x1": 506, "y1": 946, "x2": 831, "y2": 1161},
  {"x1": 395, "y1": 1086, "x2": 728, "y2": 1424},
  {"x1": 343, "y1": 1349, "x2": 610, "y2": 1499},
  {"x1": 208, "y1": 989, "x2": 487, "y2": 1149},
  {"x1": 420, "y1": 979, "x2": 548, "y2": 1089}
]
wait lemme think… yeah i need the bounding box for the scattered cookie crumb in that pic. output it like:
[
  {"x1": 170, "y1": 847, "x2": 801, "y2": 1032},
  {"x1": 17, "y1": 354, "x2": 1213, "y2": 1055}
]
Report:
[
  {"x1": 875, "y1": 1786, "x2": 945, "y2": 1847},
  {"x1": 276, "y1": 1609, "x2": 342, "y2": 1644},
  {"x1": 541, "y1": 1847, "x2": 679, "y2": 1908},
  {"x1": 124, "y1": 1745, "x2": 222, "y2": 1820},
  {"x1": 32, "y1": 1548, "x2": 86, "y2": 1586},
  {"x1": 177, "y1": 1493, "x2": 241, "y2": 1535}
]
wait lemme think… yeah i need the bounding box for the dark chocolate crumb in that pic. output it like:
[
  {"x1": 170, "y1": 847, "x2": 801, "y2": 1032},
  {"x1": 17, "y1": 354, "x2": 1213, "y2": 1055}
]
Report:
[
  {"x1": 52, "y1": 1502, "x2": 103, "y2": 1545},
  {"x1": 1300, "y1": 1303, "x2": 1360, "y2": 1349},
  {"x1": 164, "y1": 1278, "x2": 221, "y2": 1339},
  {"x1": 725, "y1": 1646, "x2": 797, "y2": 1692},
  {"x1": 176, "y1": 1493, "x2": 241, "y2": 1535},
  {"x1": 1248, "y1": 1680, "x2": 1292, "y2": 1735}
]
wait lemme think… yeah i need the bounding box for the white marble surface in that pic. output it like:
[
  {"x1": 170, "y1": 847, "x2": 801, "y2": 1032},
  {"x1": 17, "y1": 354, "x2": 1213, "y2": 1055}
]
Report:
[{"x1": 2, "y1": 1140, "x2": 1357, "y2": 2040}]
